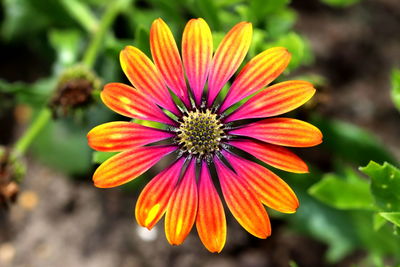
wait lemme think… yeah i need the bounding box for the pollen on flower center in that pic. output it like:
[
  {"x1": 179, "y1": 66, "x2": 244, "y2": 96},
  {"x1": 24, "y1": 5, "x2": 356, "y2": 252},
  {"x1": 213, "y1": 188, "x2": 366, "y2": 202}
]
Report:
[{"x1": 177, "y1": 109, "x2": 225, "y2": 156}]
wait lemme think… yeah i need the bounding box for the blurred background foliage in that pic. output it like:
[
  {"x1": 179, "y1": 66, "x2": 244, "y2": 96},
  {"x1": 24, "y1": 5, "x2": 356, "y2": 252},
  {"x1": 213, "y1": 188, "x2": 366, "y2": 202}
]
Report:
[{"x1": 1, "y1": 0, "x2": 400, "y2": 266}]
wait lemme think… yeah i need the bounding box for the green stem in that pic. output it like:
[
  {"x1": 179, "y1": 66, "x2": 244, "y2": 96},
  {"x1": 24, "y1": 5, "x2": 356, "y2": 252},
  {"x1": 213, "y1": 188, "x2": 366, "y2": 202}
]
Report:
[
  {"x1": 82, "y1": 0, "x2": 129, "y2": 68},
  {"x1": 13, "y1": 108, "x2": 51, "y2": 156}
]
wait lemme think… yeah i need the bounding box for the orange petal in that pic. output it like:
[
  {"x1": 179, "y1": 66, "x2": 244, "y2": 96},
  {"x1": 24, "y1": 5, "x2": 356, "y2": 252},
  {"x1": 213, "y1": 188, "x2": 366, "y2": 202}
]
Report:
[
  {"x1": 182, "y1": 18, "x2": 213, "y2": 106},
  {"x1": 223, "y1": 151, "x2": 299, "y2": 213},
  {"x1": 196, "y1": 161, "x2": 226, "y2": 253},
  {"x1": 135, "y1": 158, "x2": 185, "y2": 229},
  {"x1": 220, "y1": 47, "x2": 291, "y2": 112},
  {"x1": 225, "y1": 80, "x2": 316, "y2": 122},
  {"x1": 88, "y1": 121, "x2": 174, "y2": 152},
  {"x1": 150, "y1": 18, "x2": 190, "y2": 106},
  {"x1": 228, "y1": 139, "x2": 308, "y2": 173},
  {"x1": 93, "y1": 146, "x2": 177, "y2": 188},
  {"x1": 101, "y1": 83, "x2": 176, "y2": 126},
  {"x1": 207, "y1": 22, "x2": 252, "y2": 106},
  {"x1": 120, "y1": 46, "x2": 180, "y2": 115},
  {"x1": 229, "y1": 118, "x2": 323, "y2": 147},
  {"x1": 214, "y1": 157, "x2": 271, "y2": 238},
  {"x1": 165, "y1": 159, "x2": 198, "y2": 245}
]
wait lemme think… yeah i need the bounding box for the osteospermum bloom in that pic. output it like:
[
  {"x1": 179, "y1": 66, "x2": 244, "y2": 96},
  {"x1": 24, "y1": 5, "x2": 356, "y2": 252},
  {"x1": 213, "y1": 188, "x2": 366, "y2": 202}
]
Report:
[{"x1": 87, "y1": 18, "x2": 322, "y2": 252}]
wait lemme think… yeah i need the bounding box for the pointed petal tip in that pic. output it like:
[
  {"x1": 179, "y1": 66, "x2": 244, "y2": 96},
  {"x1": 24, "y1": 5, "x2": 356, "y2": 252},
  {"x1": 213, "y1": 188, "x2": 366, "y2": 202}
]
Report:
[
  {"x1": 206, "y1": 244, "x2": 225, "y2": 253},
  {"x1": 153, "y1": 17, "x2": 164, "y2": 23}
]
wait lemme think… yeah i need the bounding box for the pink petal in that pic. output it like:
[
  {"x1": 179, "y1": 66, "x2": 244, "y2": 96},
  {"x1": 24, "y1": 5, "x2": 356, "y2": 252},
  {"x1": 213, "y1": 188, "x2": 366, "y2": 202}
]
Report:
[
  {"x1": 196, "y1": 161, "x2": 226, "y2": 252},
  {"x1": 182, "y1": 18, "x2": 213, "y2": 106},
  {"x1": 220, "y1": 47, "x2": 291, "y2": 112},
  {"x1": 101, "y1": 83, "x2": 177, "y2": 126},
  {"x1": 214, "y1": 157, "x2": 271, "y2": 238},
  {"x1": 120, "y1": 46, "x2": 180, "y2": 115},
  {"x1": 225, "y1": 80, "x2": 316, "y2": 122},
  {"x1": 207, "y1": 22, "x2": 252, "y2": 106},
  {"x1": 88, "y1": 121, "x2": 174, "y2": 152},
  {"x1": 227, "y1": 139, "x2": 308, "y2": 173},
  {"x1": 165, "y1": 159, "x2": 198, "y2": 245},
  {"x1": 135, "y1": 157, "x2": 186, "y2": 229}
]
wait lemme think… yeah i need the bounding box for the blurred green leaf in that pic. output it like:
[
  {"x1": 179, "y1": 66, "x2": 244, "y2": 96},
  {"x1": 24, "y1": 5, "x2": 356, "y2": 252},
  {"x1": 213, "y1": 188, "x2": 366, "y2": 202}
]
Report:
[
  {"x1": 360, "y1": 161, "x2": 400, "y2": 212},
  {"x1": 311, "y1": 115, "x2": 396, "y2": 166},
  {"x1": 247, "y1": 0, "x2": 289, "y2": 24},
  {"x1": 59, "y1": 0, "x2": 99, "y2": 33},
  {"x1": 92, "y1": 151, "x2": 117, "y2": 164},
  {"x1": 187, "y1": 0, "x2": 221, "y2": 30},
  {"x1": 0, "y1": 78, "x2": 56, "y2": 106},
  {"x1": 31, "y1": 118, "x2": 92, "y2": 175},
  {"x1": 1, "y1": 0, "x2": 47, "y2": 40},
  {"x1": 265, "y1": 32, "x2": 313, "y2": 71},
  {"x1": 148, "y1": 0, "x2": 185, "y2": 27},
  {"x1": 265, "y1": 8, "x2": 297, "y2": 38},
  {"x1": 309, "y1": 170, "x2": 375, "y2": 210},
  {"x1": 1, "y1": 0, "x2": 76, "y2": 41},
  {"x1": 391, "y1": 68, "x2": 400, "y2": 111},
  {"x1": 247, "y1": 29, "x2": 267, "y2": 59},
  {"x1": 49, "y1": 29, "x2": 83, "y2": 70},
  {"x1": 289, "y1": 187, "x2": 358, "y2": 262},
  {"x1": 379, "y1": 212, "x2": 400, "y2": 227},
  {"x1": 320, "y1": 0, "x2": 361, "y2": 8},
  {"x1": 134, "y1": 25, "x2": 151, "y2": 56}
]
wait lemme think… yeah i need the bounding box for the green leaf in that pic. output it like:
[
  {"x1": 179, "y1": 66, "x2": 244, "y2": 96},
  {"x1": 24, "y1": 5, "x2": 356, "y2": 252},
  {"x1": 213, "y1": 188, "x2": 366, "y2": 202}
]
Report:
[
  {"x1": 360, "y1": 161, "x2": 400, "y2": 212},
  {"x1": 92, "y1": 151, "x2": 117, "y2": 164},
  {"x1": 309, "y1": 170, "x2": 375, "y2": 210},
  {"x1": 350, "y1": 211, "x2": 400, "y2": 258},
  {"x1": 391, "y1": 68, "x2": 400, "y2": 111},
  {"x1": 379, "y1": 212, "x2": 400, "y2": 227},
  {"x1": 320, "y1": 0, "x2": 361, "y2": 8},
  {"x1": 373, "y1": 212, "x2": 387, "y2": 231},
  {"x1": 311, "y1": 115, "x2": 396, "y2": 166}
]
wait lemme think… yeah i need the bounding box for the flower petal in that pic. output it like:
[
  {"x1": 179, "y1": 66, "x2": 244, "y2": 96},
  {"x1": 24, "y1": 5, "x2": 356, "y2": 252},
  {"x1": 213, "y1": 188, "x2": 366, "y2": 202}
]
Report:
[
  {"x1": 120, "y1": 46, "x2": 180, "y2": 115},
  {"x1": 196, "y1": 161, "x2": 226, "y2": 253},
  {"x1": 182, "y1": 18, "x2": 213, "y2": 106},
  {"x1": 93, "y1": 145, "x2": 177, "y2": 188},
  {"x1": 135, "y1": 158, "x2": 185, "y2": 229},
  {"x1": 165, "y1": 159, "x2": 198, "y2": 245},
  {"x1": 222, "y1": 150, "x2": 299, "y2": 213},
  {"x1": 220, "y1": 47, "x2": 291, "y2": 112},
  {"x1": 88, "y1": 122, "x2": 174, "y2": 152},
  {"x1": 227, "y1": 139, "x2": 308, "y2": 173},
  {"x1": 207, "y1": 22, "x2": 252, "y2": 106},
  {"x1": 101, "y1": 83, "x2": 176, "y2": 125},
  {"x1": 150, "y1": 18, "x2": 190, "y2": 107},
  {"x1": 225, "y1": 80, "x2": 316, "y2": 122},
  {"x1": 214, "y1": 157, "x2": 271, "y2": 238},
  {"x1": 229, "y1": 118, "x2": 322, "y2": 148}
]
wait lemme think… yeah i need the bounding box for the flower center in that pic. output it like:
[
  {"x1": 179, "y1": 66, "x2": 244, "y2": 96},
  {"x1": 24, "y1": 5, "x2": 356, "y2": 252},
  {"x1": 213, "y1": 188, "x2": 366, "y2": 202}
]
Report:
[{"x1": 178, "y1": 109, "x2": 225, "y2": 156}]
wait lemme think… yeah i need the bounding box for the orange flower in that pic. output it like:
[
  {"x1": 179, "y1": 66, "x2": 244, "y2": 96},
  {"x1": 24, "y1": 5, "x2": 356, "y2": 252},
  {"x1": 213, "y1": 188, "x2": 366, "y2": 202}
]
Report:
[{"x1": 87, "y1": 18, "x2": 322, "y2": 252}]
